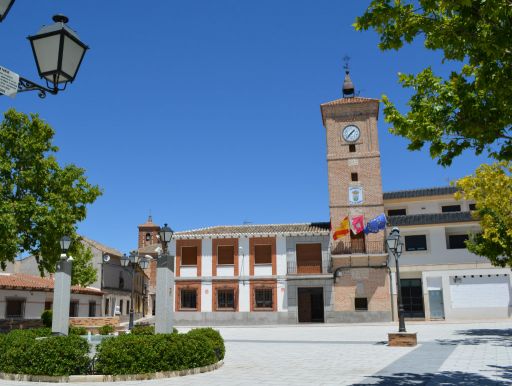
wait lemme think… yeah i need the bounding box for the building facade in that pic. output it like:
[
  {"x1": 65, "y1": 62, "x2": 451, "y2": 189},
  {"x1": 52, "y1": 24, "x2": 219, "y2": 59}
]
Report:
[{"x1": 138, "y1": 72, "x2": 511, "y2": 325}]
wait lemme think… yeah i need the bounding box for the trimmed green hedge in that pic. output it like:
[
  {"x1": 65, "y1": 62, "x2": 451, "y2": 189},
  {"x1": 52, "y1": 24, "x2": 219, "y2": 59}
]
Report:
[
  {"x1": 98, "y1": 324, "x2": 115, "y2": 335},
  {"x1": 95, "y1": 328, "x2": 224, "y2": 375},
  {"x1": 131, "y1": 324, "x2": 155, "y2": 335},
  {"x1": 0, "y1": 329, "x2": 90, "y2": 376},
  {"x1": 186, "y1": 328, "x2": 225, "y2": 360},
  {"x1": 41, "y1": 310, "x2": 52, "y2": 328},
  {"x1": 69, "y1": 326, "x2": 87, "y2": 335}
]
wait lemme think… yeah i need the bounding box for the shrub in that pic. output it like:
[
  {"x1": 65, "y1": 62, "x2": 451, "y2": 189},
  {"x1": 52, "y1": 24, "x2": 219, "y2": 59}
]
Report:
[
  {"x1": 95, "y1": 332, "x2": 220, "y2": 375},
  {"x1": 41, "y1": 309, "x2": 52, "y2": 328},
  {"x1": 98, "y1": 324, "x2": 115, "y2": 335},
  {"x1": 69, "y1": 326, "x2": 87, "y2": 335},
  {"x1": 131, "y1": 324, "x2": 154, "y2": 335},
  {"x1": 186, "y1": 328, "x2": 225, "y2": 360},
  {"x1": 0, "y1": 330, "x2": 90, "y2": 376}
]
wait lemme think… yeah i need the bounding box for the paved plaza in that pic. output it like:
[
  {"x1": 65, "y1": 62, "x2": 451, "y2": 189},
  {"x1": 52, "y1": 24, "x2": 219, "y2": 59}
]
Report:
[{"x1": 1, "y1": 321, "x2": 511, "y2": 385}]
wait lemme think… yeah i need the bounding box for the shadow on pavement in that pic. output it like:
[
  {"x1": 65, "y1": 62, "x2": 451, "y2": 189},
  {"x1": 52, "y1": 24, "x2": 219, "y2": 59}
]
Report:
[
  {"x1": 436, "y1": 328, "x2": 512, "y2": 347},
  {"x1": 355, "y1": 371, "x2": 508, "y2": 385}
]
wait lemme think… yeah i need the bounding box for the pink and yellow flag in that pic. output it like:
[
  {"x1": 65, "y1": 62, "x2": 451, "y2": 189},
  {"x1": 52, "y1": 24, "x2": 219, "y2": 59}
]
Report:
[{"x1": 351, "y1": 215, "x2": 365, "y2": 235}]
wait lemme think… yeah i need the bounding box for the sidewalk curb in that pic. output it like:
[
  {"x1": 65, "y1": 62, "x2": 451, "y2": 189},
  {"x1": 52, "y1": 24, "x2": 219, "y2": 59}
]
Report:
[{"x1": 0, "y1": 360, "x2": 223, "y2": 383}]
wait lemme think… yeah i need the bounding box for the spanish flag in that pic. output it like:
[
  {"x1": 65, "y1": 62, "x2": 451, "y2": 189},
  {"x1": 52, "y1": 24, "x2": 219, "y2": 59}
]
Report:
[{"x1": 333, "y1": 216, "x2": 350, "y2": 240}]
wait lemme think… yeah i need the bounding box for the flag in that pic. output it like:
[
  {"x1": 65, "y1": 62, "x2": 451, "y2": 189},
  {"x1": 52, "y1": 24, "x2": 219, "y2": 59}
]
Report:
[
  {"x1": 364, "y1": 213, "x2": 387, "y2": 234},
  {"x1": 351, "y1": 215, "x2": 365, "y2": 235},
  {"x1": 333, "y1": 216, "x2": 350, "y2": 240}
]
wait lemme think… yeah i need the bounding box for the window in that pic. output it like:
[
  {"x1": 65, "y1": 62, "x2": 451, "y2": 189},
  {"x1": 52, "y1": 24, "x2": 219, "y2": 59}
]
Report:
[
  {"x1": 145, "y1": 232, "x2": 151, "y2": 241},
  {"x1": 6, "y1": 298, "x2": 25, "y2": 318},
  {"x1": 126, "y1": 300, "x2": 130, "y2": 315},
  {"x1": 44, "y1": 301, "x2": 52, "y2": 310},
  {"x1": 351, "y1": 172, "x2": 358, "y2": 182},
  {"x1": 218, "y1": 245, "x2": 235, "y2": 265},
  {"x1": 405, "y1": 235, "x2": 427, "y2": 251},
  {"x1": 354, "y1": 297, "x2": 368, "y2": 311},
  {"x1": 255, "y1": 245, "x2": 272, "y2": 264},
  {"x1": 152, "y1": 298, "x2": 156, "y2": 316},
  {"x1": 388, "y1": 208, "x2": 407, "y2": 216},
  {"x1": 442, "y1": 205, "x2": 461, "y2": 213},
  {"x1": 89, "y1": 301, "x2": 96, "y2": 317},
  {"x1": 105, "y1": 298, "x2": 110, "y2": 316},
  {"x1": 296, "y1": 243, "x2": 322, "y2": 274},
  {"x1": 180, "y1": 289, "x2": 197, "y2": 309},
  {"x1": 69, "y1": 301, "x2": 79, "y2": 317},
  {"x1": 448, "y1": 234, "x2": 469, "y2": 249},
  {"x1": 254, "y1": 288, "x2": 273, "y2": 309},
  {"x1": 349, "y1": 144, "x2": 356, "y2": 152},
  {"x1": 469, "y1": 203, "x2": 476, "y2": 211},
  {"x1": 119, "y1": 300, "x2": 123, "y2": 315},
  {"x1": 217, "y1": 289, "x2": 235, "y2": 309},
  {"x1": 181, "y1": 246, "x2": 198, "y2": 266}
]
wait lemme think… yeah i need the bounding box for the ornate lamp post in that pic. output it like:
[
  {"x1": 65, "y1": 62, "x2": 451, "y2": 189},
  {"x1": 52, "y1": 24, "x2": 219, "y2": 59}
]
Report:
[
  {"x1": 386, "y1": 227, "x2": 406, "y2": 332},
  {"x1": 0, "y1": 0, "x2": 15, "y2": 22},
  {"x1": 1, "y1": 14, "x2": 89, "y2": 98},
  {"x1": 155, "y1": 223, "x2": 175, "y2": 334},
  {"x1": 52, "y1": 235, "x2": 73, "y2": 335},
  {"x1": 120, "y1": 251, "x2": 149, "y2": 330}
]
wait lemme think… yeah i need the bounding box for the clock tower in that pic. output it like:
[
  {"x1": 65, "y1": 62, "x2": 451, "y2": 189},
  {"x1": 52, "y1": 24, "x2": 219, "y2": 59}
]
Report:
[{"x1": 320, "y1": 70, "x2": 391, "y2": 321}]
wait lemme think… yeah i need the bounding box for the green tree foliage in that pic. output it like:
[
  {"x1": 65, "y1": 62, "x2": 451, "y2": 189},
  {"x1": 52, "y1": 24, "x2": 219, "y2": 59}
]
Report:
[
  {"x1": 69, "y1": 240, "x2": 97, "y2": 287},
  {"x1": 455, "y1": 162, "x2": 512, "y2": 266},
  {"x1": 0, "y1": 109, "x2": 101, "y2": 274},
  {"x1": 355, "y1": 1, "x2": 512, "y2": 166}
]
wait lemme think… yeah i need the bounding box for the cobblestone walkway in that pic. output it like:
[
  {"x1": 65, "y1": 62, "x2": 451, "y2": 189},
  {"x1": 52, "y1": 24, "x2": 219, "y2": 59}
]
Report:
[{"x1": 1, "y1": 321, "x2": 511, "y2": 385}]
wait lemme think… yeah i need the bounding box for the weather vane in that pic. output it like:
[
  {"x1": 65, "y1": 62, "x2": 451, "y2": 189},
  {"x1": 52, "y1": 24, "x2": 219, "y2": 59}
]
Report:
[{"x1": 343, "y1": 55, "x2": 351, "y2": 72}]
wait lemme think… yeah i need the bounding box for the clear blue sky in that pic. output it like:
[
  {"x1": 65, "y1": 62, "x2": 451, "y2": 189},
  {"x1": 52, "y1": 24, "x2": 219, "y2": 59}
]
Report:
[{"x1": 1, "y1": 1, "x2": 489, "y2": 253}]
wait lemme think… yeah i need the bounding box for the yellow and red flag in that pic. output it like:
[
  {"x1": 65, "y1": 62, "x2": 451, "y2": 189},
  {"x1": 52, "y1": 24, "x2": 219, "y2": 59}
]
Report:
[{"x1": 333, "y1": 216, "x2": 350, "y2": 240}]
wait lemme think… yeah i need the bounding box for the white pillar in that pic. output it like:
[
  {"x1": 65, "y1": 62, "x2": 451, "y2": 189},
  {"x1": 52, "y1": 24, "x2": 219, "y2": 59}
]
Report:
[
  {"x1": 155, "y1": 254, "x2": 175, "y2": 334},
  {"x1": 52, "y1": 259, "x2": 72, "y2": 335}
]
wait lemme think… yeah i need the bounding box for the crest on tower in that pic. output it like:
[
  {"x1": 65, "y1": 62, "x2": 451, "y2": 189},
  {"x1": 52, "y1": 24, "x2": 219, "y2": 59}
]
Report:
[{"x1": 342, "y1": 56, "x2": 355, "y2": 98}]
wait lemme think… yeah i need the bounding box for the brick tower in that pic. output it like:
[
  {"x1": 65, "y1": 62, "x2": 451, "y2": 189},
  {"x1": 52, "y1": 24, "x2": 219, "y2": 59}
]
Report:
[
  {"x1": 320, "y1": 70, "x2": 391, "y2": 321},
  {"x1": 138, "y1": 215, "x2": 160, "y2": 249}
]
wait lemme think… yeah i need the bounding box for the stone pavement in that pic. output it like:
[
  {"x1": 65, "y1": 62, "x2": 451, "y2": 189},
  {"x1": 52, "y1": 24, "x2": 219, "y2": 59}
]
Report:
[{"x1": 1, "y1": 321, "x2": 511, "y2": 385}]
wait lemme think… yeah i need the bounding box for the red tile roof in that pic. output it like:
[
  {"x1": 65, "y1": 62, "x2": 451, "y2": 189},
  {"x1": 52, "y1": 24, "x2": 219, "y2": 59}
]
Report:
[
  {"x1": 320, "y1": 96, "x2": 380, "y2": 106},
  {"x1": 0, "y1": 273, "x2": 103, "y2": 296}
]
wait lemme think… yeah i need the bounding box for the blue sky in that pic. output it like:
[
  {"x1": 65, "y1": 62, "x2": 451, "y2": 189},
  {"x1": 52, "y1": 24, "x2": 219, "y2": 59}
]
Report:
[{"x1": 1, "y1": 1, "x2": 490, "y2": 253}]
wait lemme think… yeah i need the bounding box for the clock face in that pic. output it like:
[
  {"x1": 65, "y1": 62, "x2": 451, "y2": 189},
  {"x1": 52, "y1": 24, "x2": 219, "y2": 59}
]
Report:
[{"x1": 342, "y1": 125, "x2": 360, "y2": 142}]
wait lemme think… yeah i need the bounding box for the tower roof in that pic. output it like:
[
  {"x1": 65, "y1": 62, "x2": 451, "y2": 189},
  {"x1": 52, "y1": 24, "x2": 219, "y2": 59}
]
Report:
[
  {"x1": 138, "y1": 215, "x2": 160, "y2": 229},
  {"x1": 320, "y1": 96, "x2": 380, "y2": 126},
  {"x1": 342, "y1": 71, "x2": 355, "y2": 97}
]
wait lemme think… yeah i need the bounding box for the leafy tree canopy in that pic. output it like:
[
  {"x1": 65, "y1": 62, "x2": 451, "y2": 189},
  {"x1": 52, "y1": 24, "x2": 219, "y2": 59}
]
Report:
[
  {"x1": 0, "y1": 109, "x2": 102, "y2": 275},
  {"x1": 355, "y1": 0, "x2": 512, "y2": 166},
  {"x1": 455, "y1": 162, "x2": 512, "y2": 266}
]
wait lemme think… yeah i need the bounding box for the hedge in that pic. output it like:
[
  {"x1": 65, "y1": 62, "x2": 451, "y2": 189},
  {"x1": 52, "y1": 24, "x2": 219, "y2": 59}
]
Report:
[
  {"x1": 98, "y1": 324, "x2": 115, "y2": 335},
  {"x1": 0, "y1": 329, "x2": 90, "y2": 376},
  {"x1": 186, "y1": 328, "x2": 225, "y2": 360},
  {"x1": 69, "y1": 326, "x2": 87, "y2": 335},
  {"x1": 131, "y1": 324, "x2": 178, "y2": 335},
  {"x1": 95, "y1": 328, "x2": 223, "y2": 375},
  {"x1": 41, "y1": 309, "x2": 52, "y2": 328}
]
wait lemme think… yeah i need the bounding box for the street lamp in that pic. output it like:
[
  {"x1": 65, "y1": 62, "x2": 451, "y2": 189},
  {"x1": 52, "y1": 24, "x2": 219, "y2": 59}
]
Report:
[
  {"x1": 0, "y1": 0, "x2": 15, "y2": 22},
  {"x1": 59, "y1": 235, "x2": 72, "y2": 256},
  {"x1": 387, "y1": 227, "x2": 406, "y2": 333},
  {"x1": 52, "y1": 235, "x2": 73, "y2": 335},
  {"x1": 120, "y1": 251, "x2": 148, "y2": 330},
  {"x1": 159, "y1": 223, "x2": 174, "y2": 254}
]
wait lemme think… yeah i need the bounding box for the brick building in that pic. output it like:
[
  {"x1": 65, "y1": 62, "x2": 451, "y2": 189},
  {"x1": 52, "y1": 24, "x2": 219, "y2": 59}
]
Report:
[{"x1": 138, "y1": 72, "x2": 511, "y2": 324}]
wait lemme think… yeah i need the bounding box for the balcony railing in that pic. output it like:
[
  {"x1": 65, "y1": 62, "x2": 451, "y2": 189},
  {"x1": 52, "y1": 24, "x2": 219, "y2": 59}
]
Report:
[
  {"x1": 287, "y1": 259, "x2": 332, "y2": 275},
  {"x1": 331, "y1": 239, "x2": 386, "y2": 255}
]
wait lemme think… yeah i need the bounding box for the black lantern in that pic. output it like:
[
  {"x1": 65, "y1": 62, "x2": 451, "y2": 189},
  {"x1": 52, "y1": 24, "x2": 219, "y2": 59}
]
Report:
[
  {"x1": 60, "y1": 235, "x2": 72, "y2": 253},
  {"x1": 139, "y1": 257, "x2": 149, "y2": 270},
  {"x1": 0, "y1": 0, "x2": 15, "y2": 22},
  {"x1": 120, "y1": 253, "x2": 130, "y2": 268},
  {"x1": 159, "y1": 223, "x2": 174, "y2": 243},
  {"x1": 28, "y1": 15, "x2": 88, "y2": 90}
]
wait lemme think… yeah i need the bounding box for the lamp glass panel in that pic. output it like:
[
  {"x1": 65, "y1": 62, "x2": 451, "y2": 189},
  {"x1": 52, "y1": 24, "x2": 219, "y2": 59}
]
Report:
[
  {"x1": 386, "y1": 236, "x2": 397, "y2": 250},
  {"x1": 32, "y1": 34, "x2": 61, "y2": 78},
  {"x1": 139, "y1": 258, "x2": 149, "y2": 270},
  {"x1": 61, "y1": 34, "x2": 85, "y2": 80},
  {"x1": 120, "y1": 255, "x2": 129, "y2": 267},
  {"x1": 60, "y1": 236, "x2": 71, "y2": 251},
  {"x1": 0, "y1": 0, "x2": 13, "y2": 18}
]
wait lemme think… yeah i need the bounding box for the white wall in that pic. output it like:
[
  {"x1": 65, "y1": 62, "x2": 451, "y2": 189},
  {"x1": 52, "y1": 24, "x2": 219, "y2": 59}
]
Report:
[
  {"x1": 277, "y1": 280, "x2": 287, "y2": 311},
  {"x1": 239, "y1": 238, "x2": 250, "y2": 277},
  {"x1": 238, "y1": 282, "x2": 250, "y2": 312},
  {"x1": 254, "y1": 265, "x2": 273, "y2": 276},
  {"x1": 276, "y1": 235, "x2": 287, "y2": 276},
  {"x1": 217, "y1": 266, "x2": 234, "y2": 276},
  {"x1": 202, "y1": 239, "x2": 212, "y2": 277},
  {"x1": 385, "y1": 198, "x2": 475, "y2": 215},
  {"x1": 201, "y1": 282, "x2": 212, "y2": 312}
]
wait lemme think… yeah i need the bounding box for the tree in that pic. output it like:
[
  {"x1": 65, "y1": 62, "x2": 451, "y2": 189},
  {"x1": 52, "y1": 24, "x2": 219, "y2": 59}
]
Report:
[
  {"x1": 355, "y1": 1, "x2": 512, "y2": 166},
  {"x1": 455, "y1": 162, "x2": 512, "y2": 267},
  {"x1": 0, "y1": 109, "x2": 102, "y2": 275},
  {"x1": 69, "y1": 240, "x2": 97, "y2": 287}
]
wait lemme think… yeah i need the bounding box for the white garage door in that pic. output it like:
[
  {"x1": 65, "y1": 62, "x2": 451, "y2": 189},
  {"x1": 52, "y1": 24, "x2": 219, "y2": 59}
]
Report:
[{"x1": 450, "y1": 275, "x2": 511, "y2": 308}]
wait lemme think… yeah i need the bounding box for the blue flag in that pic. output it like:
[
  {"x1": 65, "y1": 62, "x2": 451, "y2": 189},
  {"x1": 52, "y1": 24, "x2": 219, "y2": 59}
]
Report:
[{"x1": 364, "y1": 213, "x2": 387, "y2": 234}]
